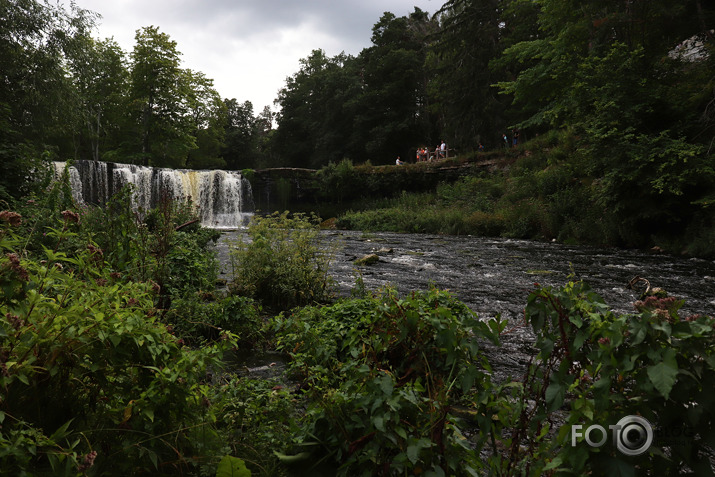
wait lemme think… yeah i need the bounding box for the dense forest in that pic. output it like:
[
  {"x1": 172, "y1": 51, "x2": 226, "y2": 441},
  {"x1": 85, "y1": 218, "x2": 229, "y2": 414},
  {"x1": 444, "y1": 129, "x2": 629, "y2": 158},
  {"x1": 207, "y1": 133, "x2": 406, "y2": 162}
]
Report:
[
  {"x1": 4, "y1": 1, "x2": 713, "y2": 168},
  {"x1": 2, "y1": 1, "x2": 715, "y2": 475},
  {"x1": 2, "y1": 0, "x2": 714, "y2": 255}
]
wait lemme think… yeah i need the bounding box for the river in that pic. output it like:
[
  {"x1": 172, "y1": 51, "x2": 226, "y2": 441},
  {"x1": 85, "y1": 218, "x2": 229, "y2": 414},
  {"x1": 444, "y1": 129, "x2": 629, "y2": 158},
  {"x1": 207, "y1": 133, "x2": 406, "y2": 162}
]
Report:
[
  {"x1": 215, "y1": 230, "x2": 715, "y2": 380},
  {"x1": 216, "y1": 230, "x2": 715, "y2": 319}
]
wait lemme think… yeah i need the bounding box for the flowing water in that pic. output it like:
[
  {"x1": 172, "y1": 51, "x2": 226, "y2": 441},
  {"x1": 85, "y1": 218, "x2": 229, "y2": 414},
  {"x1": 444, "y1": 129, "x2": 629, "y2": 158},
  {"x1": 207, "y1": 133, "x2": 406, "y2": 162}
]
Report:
[
  {"x1": 216, "y1": 229, "x2": 715, "y2": 380},
  {"x1": 52, "y1": 160, "x2": 715, "y2": 384},
  {"x1": 217, "y1": 229, "x2": 715, "y2": 318},
  {"x1": 53, "y1": 160, "x2": 255, "y2": 229}
]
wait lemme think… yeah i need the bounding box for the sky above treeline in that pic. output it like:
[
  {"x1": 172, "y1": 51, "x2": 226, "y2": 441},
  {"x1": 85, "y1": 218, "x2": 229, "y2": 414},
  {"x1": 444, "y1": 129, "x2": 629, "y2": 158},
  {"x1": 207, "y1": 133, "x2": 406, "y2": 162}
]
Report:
[{"x1": 60, "y1": 0, "x2": 444, "y2": 113}]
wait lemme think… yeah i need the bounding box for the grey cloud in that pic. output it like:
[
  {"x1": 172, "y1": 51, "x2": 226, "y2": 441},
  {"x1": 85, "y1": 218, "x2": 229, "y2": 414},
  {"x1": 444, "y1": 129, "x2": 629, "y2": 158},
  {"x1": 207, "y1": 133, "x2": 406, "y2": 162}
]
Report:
[{"x1": 111, "y1": 0, "x2": 440, "y2": 53}]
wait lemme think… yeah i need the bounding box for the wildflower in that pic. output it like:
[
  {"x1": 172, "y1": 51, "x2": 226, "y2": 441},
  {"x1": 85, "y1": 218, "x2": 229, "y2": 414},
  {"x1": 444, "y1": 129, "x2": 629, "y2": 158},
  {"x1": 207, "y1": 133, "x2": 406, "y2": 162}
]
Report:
[
  {"x1": 5, "y1": 253, "x2": 28, "y2": 281},
  {"x1": 598, "y1": 337, "x2": 610, "y2": 346},
  {"x1": 0, "y1": 211, "x2": 22, "y2": 226},
  {"x1": 149, "y1": 281, "x2": 161, "y2": 294},
  {"x1": 61, "y1": 210, "x2": 80, "y2": 223},
  {"x1": 78, "y1": 450, "x2": 98, "y2": 472},
  {"x1": 6, "y1": 313, "x2": 24, "y2": 330},
  {"x1": 87, "y1": 244, "x2": 104, "y2": 264}
]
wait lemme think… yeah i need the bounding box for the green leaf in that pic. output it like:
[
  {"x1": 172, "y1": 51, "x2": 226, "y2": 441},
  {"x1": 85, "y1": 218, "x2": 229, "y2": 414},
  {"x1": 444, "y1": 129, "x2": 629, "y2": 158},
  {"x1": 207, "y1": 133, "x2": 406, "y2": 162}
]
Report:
[
  {"x1": 573, "y1": 330, "x2": 588, "y2": 350},
  {"x1": 216, "y1": 455, "x2": 251, "y2": 477},
  {"x1": 379, "y1": 375, "x2": 394, "y2": 396},
  {"x1": 461, "y1": 366, "x2": 479, "y2": 393},
  {"x1": 424, "y1": 467, "x2": 447, "y2": 477},
  {"x1": 273, "y1": 451, "x2": 311, "y2": 464},
  {"x1": 543, "y1": 455, "x2": 563, "y2": 471},
  {"x1": 545, "y1": 382, "x2": 566, "y2": 411},
  {"x1": 49, "y1": 419, "x2": 74, "y2": 442},
  {"x1": 406, "y1": 444, "x2": 420, "y2": 465},
  {"x1": 16, "y1": 373, "x2": 29, "y2": 385},
  {"x1": 647, "y1": 349, "x2": 678, "y2": 399},
  {"x1": 373, "y1": 415, "x2": 385, "y2": 432}
]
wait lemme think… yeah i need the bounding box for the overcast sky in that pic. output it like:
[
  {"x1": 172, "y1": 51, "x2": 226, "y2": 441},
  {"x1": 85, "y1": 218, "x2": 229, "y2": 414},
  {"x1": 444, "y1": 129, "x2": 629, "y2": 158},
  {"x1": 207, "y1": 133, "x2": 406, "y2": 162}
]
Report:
[{"x1": 62, "y1": 0, "x2": 444, "y2": 113}]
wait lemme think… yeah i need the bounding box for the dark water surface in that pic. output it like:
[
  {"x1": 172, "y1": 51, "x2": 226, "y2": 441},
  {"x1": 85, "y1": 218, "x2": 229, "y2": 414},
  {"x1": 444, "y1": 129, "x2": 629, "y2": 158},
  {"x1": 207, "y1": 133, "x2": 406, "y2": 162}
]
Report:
[
  {"x1": 216, "y1": 229, "x2": 715, "y2": 381},
  {"x1": 217, "y1": 230, "x2": 715, "y2": 319}
]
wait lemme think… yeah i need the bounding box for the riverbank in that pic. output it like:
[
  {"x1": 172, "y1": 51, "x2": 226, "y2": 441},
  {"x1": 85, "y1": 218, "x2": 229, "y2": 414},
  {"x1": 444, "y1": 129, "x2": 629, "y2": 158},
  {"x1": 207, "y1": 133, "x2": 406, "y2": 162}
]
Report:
[
  {"x1": 215, "y1": 229, "x2": 715, "y2": 318},
  {"x1": 213, "y1": 221, "x2": 715, "y2": 476},
  {"x1": 246, "y1": 132, "x2": 715, "y2": 259},
  {"x1": 329, "y1": 134, "x2": 715, "y2": 259}
]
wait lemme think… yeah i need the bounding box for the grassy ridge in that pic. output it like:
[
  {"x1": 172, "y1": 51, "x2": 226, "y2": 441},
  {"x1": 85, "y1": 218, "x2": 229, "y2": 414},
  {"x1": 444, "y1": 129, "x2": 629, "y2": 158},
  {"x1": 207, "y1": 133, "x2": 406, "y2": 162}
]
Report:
[{"x1": 331, "y1": 132, "x2": 715, "y2": 257}]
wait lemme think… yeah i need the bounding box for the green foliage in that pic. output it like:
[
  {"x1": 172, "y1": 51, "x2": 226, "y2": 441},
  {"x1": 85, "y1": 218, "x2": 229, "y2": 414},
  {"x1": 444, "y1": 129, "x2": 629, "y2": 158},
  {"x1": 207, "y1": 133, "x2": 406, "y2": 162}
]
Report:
[
  {"x1": 273, "y1": 9, "x2": 438, "y2": 167},
  {"x1": 271, "y1": 288, "x2": 506, "y2": 476},
  {"x1": 129, "y1": 26, "x2": 197, "y2": 167},
  {"x1": 0, "y1": 212, "x2": 235, "y2": 475},
  {"x1": 78, "y1": 187, "x2": 221, "y2": 306},
  {"x1": 315, "y1": 159, "x2": 358, "y2": 203},
  {"x1": 222, "y1": 100, "x2": 259, "y2": 170},
  {"x1": 166, "y1": 294, "x2": 263, "y2": 347},
  {"x1": 211, "y1": 378, "x2": 299, "y2": 476},
  {"x1": 428, "y1": 0, "x2": 513, "y2": 149},
  {"x1": 0, "y1": 0, "x2": 96, "y2": 173},
  {"x1": 229, "y1": 212, "x2": 334, "y2": 310},
  {"x1": 216, "y1": 455, "x2": 252, "y2": 477},
  {"x1": 6, "y1": 181, "x2": 715, "y2": 475},
  {"x1": 66, "y1": 35, "x2": 129, "y2": 162},
  {"x1": 335, "y1": 132, "x2": 715, "y2": 254},
  {"x1": 273, "y1": 50, "x2": 364, "y2": 168},
  {"x1": 499, "y1": 281, "x2": 715, "y2": 476},
  {"x1": 493, "y1": 0, "x2": 715, "y2": 248}
]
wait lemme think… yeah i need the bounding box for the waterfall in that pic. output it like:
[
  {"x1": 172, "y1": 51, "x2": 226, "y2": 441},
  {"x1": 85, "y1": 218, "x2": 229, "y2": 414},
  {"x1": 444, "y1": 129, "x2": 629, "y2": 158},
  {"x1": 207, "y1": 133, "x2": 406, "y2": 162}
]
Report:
[{"x1": 52, "y1": 160, "x2": 254, "y2": 229}]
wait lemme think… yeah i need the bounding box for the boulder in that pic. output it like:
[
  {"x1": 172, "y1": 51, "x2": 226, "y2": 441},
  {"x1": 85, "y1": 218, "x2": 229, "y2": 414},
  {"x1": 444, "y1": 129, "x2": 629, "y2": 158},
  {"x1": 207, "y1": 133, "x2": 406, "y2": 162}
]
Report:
[{"x1": 354, "y1": 253, "x2": 380, "y2": 266}]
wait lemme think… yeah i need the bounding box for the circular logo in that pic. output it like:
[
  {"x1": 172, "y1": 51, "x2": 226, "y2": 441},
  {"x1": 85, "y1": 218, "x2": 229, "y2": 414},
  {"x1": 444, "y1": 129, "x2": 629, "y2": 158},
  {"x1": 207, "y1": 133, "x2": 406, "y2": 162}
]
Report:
[{"x1": 615, "y1": 415, "x2": 653, "y2": 456}]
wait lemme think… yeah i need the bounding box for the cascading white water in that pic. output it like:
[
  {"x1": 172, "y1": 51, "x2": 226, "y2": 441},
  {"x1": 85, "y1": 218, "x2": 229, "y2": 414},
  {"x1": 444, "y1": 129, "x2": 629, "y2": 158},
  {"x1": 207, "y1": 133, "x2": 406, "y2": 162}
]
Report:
[
  {"x1": 51, "y1": 161, "x2": 86, "y2": 204},
  {"x1": 52, "y1": 161, "x2": 254, "y2": 229}
]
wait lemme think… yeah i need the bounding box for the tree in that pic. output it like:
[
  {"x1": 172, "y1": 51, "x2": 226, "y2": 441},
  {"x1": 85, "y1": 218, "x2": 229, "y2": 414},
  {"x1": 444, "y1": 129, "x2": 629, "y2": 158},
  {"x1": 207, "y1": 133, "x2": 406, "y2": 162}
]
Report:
[
  {"x1": 0, "y1": 0, "x2": 96, "y2": 199},
  {"x1": 184, "y1": 69, "x2": 227, "y2": 169},
  {"x1": 428, "y1": 0, "x2": 514, "y2": 150},
  {"x1": 222, "y1": 99, "x2": 256, "y2": 170},
  {"x1": 273, "y1": 49, "x2": 362, "y2": 168},
  {"x1": 272, "y1": 9, "x2": 438, "y2": 167},
  {"x1": 352, "y1": 9, "x2": 438, "y2": 163},
  {"x1": 498, "y1": 0, "x2": 715, "y2": 246},
  {"x1": 66, "y1": 35, "x2": 128, "y2": 161},
  {"x1": 129, "y1": 26, "x2": 195, "y2": 167}
]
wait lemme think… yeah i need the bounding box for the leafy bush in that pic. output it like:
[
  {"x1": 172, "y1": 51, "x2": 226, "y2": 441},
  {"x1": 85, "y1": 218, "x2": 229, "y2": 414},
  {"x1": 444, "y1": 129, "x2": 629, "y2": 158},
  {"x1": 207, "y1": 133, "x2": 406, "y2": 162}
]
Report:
[
  {"x1": 229, "y1": 212, "x2": 334, "y2": 310},
  {"x1": 500, "y1": 281, "x2": 715, "y2": 476},
  {"x1": 0, "y1": 214, "x2": 234, "y2": 475},
  {"x1": 271, "y1": 288, "x2": 506, "y2": 476},
  {"x1": 165, "y1": 294, "x2": 263, "y2": 347},
  {"x1": 211, "y1": 378, "x2": 299, "y2": 477},
  {"x1": 316, "y1": 159, "x2": 359, "y2": 204}
]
